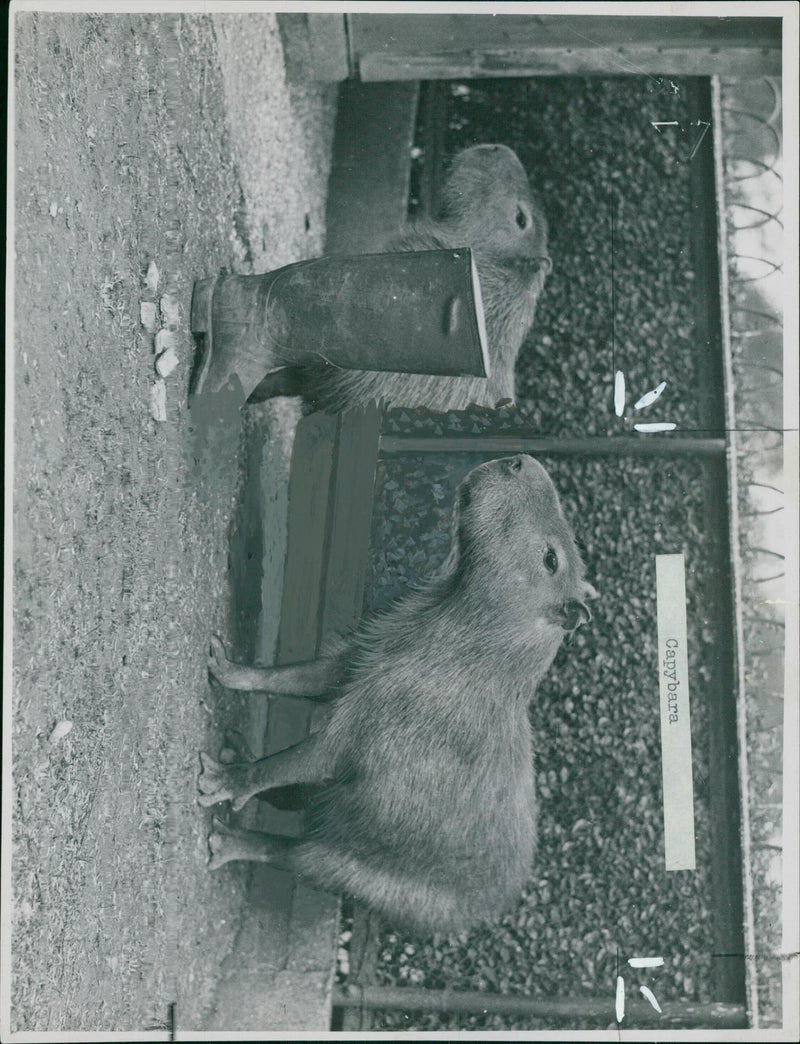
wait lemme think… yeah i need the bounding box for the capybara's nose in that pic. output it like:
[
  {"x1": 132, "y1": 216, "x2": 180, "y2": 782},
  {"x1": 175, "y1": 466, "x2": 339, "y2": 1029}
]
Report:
[{"x1": 561, "y1": 600, "x2": 591, "y2": 630}]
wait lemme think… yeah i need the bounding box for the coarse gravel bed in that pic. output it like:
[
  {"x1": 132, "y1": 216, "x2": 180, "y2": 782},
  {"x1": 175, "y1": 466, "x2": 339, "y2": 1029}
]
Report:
[{"x1": 366, "y1": 76, "x2": 729, "y2": 1032}]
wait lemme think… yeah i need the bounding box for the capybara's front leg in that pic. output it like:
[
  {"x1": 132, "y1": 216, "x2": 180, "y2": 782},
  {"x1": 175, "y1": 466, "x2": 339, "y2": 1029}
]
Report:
[
  {"x1": 197, "y1": 733, "x2": 327, "y2": 812},
  {"x1": 207, "y1": 816, "x2": 298, "y2": 871},
  {"x1": 207, "y1": 635, "x2": 340, "y2": 698}
]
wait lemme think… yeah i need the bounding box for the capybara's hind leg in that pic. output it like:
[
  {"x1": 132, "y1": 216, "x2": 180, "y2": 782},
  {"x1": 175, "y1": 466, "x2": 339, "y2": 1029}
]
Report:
[
  {"x1": 198, "y1": 733, "x2": 328, "y2": 812},
  {"x1": 207, "y1": 635, "x2": 339, "y2": 699},
  {"x1": 207, "y1": 816, "x2": 298, "y2": 871}
]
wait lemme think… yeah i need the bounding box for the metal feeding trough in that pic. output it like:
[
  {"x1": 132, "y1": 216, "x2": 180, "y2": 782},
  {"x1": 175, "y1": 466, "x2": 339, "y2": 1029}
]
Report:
[{"x1": 189, "y1": 248, "x2": 489, "y2": 408}]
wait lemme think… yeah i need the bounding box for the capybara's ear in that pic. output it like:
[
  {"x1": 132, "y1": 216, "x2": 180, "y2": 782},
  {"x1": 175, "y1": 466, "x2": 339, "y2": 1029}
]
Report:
[{"x1": 582, "y1": 581, "x2": 599, "y2": 600}]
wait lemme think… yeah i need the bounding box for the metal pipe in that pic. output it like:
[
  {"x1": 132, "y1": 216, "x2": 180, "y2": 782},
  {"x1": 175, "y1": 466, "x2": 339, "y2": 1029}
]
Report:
[
  {"x1": 332, "y1": 984, "x2": 747, "y2": 1027},
  {"x1": 379, "y1": 435, "x2": 727, "y2": 457}
]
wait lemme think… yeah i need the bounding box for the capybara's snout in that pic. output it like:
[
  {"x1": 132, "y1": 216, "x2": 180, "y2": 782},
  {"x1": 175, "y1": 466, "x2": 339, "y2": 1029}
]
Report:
[
  {"x1": 463, "y1": 454, "x2": 554, "y2": 499},
  {"x1": 498, "y1": 453, "x2": 552, "y2": 486}
]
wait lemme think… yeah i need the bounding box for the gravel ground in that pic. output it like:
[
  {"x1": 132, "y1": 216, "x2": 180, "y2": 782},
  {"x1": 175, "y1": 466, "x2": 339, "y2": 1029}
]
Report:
[
  {"x1": 366, "y1": 77, "x2": 727, "y2": 1031},
  {"x1": 9, "y1": 11, "x2": 334, "y2": 1033}
]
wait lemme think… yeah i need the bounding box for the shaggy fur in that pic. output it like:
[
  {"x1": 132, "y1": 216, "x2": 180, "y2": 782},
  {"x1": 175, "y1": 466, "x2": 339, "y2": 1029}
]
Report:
[{"x1": 199, "y1": 456, "x2": 595, "y2": 935}]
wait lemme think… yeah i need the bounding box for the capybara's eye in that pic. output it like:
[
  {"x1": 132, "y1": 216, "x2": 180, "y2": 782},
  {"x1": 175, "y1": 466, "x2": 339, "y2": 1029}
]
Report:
[
  {"x1": 544, "y1": 548, "x2": 559, "y2": 574},
  {"x1": 516, "y1": 206, "x2": 528, "y2": 230}
]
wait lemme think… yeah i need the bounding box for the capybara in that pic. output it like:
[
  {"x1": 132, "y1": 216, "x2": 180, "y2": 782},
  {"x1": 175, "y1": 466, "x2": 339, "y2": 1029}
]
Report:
[
  {"x1": 251, "y1": 145, "x2": 551, "y2": 413},
  {"x1": 198, "y1": 455, "x2": 595, "y2": 935}
]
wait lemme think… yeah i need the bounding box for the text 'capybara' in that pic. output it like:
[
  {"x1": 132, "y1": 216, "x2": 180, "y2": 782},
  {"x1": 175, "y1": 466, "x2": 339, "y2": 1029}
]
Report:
[
  {"x1": 198, "y1": 455, "x2": 595, "y2": 935},
  {"x1": 253, "y1": 145, "x2": 551, "y2": 413}
]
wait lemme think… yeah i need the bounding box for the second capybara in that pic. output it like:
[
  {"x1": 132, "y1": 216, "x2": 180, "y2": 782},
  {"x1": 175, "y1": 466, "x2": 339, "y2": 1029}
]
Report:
[
  {"x1": 252, "y1": 144, "x2": 551, "y2": 413},
  {"x1": 198, "y1": 455, "x2": 596, "y2": 936}
]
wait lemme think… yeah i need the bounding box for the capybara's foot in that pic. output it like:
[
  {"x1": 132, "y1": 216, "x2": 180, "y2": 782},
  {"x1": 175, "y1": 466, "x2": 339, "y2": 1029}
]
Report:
[
  {"x1": 222, "y1": 729, "x2": 257, "y2": 762},
  {"x1": 197, "y1": 751, "x2": 251, "y2": 809},
  {"x1": 207, "y1": 635, "x2": 252, "y2": 690},
  {"x1": 207, "y1": 816, "x2": 243, "y2": 870},
  {"x1": 197, "y1": 751, "x2": 230, "y2": 806},
  {"x1": 207, "y1": 816, "x2": 295, "y2": 870}
]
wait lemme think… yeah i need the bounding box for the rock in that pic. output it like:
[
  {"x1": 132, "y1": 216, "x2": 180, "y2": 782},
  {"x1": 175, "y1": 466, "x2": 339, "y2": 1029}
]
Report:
[
  {"x1": 150, "y1": 379, "x2": 167, "y2": 422},
  {"x1": 49, "y1": 720, "x2": 73, "y2": 743},
  {"x1": 156, "y1": 347, "x2": 179, "y2": 378},
  {"x1": 145, "y1": 261, "x2": 160, "y2": 293},
  {"x1": 154, "y1": 329, "x2": 177, "y2": 354},
  {"x1": 140, "y1": 301, "x2": 158, "y2": 333},
  {"x1": 159, "y1": 293, "x2": 181, "y2": 328}
]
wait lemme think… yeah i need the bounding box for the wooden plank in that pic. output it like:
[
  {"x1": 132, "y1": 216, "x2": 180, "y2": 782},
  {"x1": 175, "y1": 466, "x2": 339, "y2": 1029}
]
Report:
[
  {"x1": 682, "y1": 80, "x2": 746, "y2": 1004},
  {"x1": 269, "y1": 406, "x2": 383, "y2": 1035},
  {"x1": 252, "y1": 84, "x2": 393, "y2": 1024},
  {"x1": 324, "y1": 81, "x2": 419, "y2": 255},
  {"x1": 360, "y1": 47, "x2": 781, "y2": 81},
  {"x1": 333, "y1": 985, "x2": 748, "y2": 1027},
  {"x1": 352, "y1": 13, "x2": 781, "y2": 79},
  {"x1": 415, "y1": 81, "x2": 449, "y2": 219},
  {"x1": 703, "y1": 456, "x2": 748, "y2": 1004},
  {"x1": 338, "y1": 903, "x2": 381, "y2": 1031},
  {"x1": 250, "y1": 414, "x2": 336, "y2": 916},
  {"x1": 351, "y1": 14, "x2": 782, "y2": 54},
  {"x1": 307, "y1": 13, "x2": 351, "y2": 81},
  {"x1": 321, "y1": 404, "x2": 384, "y2": 636},
  {"x1": 379, "y1": 435, "x2": 727, "y2": 457},
  {"x1": 686, "y1": 80, "x2": 727, "y2": 436},
  {"x1": 316, "y1": 405, "x2": 383, "y2": 1033},
  {"x1": 228, "y1": 424, "x2": 265, "y2": 663},
  {"x1": 351, "y1": 14, "x2": 781, "y2": 80},
  {"x1": 276, "y1": 413, "x2": 338, "y2": 665},
  {"x1": 263, "y1": 698, "x2": 314, "y2": 759}
]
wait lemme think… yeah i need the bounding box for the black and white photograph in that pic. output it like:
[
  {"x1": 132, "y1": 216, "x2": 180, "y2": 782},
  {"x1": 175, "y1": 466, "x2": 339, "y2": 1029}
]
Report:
[{"x1": 3, "y1": 2, "x2": 798, "y2": 1039}]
